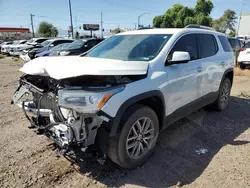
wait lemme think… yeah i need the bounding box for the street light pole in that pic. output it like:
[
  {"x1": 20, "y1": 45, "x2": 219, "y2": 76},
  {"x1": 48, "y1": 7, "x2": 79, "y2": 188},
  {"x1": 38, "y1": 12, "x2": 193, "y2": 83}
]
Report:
[
  {"x1": 138, "y1": 12, "x2": 150, "y2": 29},
  {"x1": 69, "y1": 0, "x2": 74, "y2": 38}
]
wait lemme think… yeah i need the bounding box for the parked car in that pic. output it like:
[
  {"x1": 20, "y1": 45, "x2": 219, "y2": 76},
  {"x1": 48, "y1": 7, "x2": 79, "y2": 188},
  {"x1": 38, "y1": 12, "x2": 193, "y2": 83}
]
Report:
[
  {"x1": 0, "y1": 41, "x2": 13, "y2": 52},
  {"x1": 228, "y1": 37, "x2": 244, "y2": 65},
  {"x1": 1, "y1": 40, "x2": 21, "y2": 54},
  {"x1": 35, "y1": 43, "x2": 72, "y2": 57},
  {"x1": 12, "y1": 26, "x2": 234, "y2": 168},
  {"x1": 8, "y1": 40, "x2": 27, "y2": 55},
  {"x1": 58, "y1": 38, "x2": 103, "y2": 56},
  {"x1": 238, "y1": 41, "x2": 250, "y2": 69},
  {"x1": 12, "y1": 38, "x2": 48, "y2": 56},
  {"x1": 28, "y1": 39, "x2": 74, "y2": 60}
]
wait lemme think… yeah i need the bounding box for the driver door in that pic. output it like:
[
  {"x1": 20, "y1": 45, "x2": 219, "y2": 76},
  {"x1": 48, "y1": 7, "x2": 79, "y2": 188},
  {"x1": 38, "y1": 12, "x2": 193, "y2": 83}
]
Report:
[{"x1": 162, "y1": 34, "x2": 203, "y2": 117}]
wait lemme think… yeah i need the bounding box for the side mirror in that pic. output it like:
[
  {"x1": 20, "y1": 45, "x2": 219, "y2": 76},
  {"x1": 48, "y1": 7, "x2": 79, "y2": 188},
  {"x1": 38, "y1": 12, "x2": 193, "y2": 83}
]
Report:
[
  {"x1": 168, "y1": 51, "x2": 190, "y2": 65},
  {"x1": 49, "y1": 44, "x2": 54, "y2": 48}
]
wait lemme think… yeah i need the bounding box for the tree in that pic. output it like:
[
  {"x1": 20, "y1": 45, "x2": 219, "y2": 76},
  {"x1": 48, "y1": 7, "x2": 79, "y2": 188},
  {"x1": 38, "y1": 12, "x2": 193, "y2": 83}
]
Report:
[
  {"x1": 51, "y1": 27, "x2": 58, "y2": 37},
  {"x1": 213, "y1": 9, "x2": 237, "y2": 34},
  {"x1": 195, "y1": 0, "x2": 214, "y2": 16},
  {"x1": 111, "y1": 28, "x2": 125, "y2": 34},
  {"x1": 153, "y1": 0, "x2": 213, "y2": 28},
  {"x1": 37, "y1": 22, "x2": 58, "y2": 37},
  {"x1": 153, "y1": 16, "x2": 163, "y2": 28}
]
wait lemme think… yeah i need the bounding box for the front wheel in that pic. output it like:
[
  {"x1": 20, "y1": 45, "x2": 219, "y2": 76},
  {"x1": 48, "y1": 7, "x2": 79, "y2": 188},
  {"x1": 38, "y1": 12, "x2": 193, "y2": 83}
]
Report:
[{"x1": 108, "y1": 105, "x2": 159, "y2": 169}]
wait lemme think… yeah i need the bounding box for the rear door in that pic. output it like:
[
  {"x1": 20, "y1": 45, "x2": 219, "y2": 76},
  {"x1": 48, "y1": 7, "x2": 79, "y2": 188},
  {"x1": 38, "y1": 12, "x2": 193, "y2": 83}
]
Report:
[{"x1": 197, "y1": 33, "x2": 221, "y2": 96}]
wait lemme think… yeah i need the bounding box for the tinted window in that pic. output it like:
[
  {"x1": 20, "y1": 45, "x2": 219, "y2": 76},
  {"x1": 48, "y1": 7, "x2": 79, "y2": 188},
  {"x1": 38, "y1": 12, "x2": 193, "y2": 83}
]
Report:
[
  {"x1": 87, "y1": 34, "x2": 172, "y2": 61},
  {"x1": 52, "y1": 40, "x2": 71, "y2": 46},
  {"x1": 36, "y1": 39, "x2": 47, "y2": 43},
  {"x1": 86, "y1": 40, "x2": 99, "y2": 49},
  {"x1": 219, "y1": 36, "x2": 233, "y2": 52},
  {"x1": 168, "y1": 34, "x2": 198, "y2": 60},
  {"x1": 197, "y1": 34, "x2": 218, "y2": 58},
  {"x1": 67, "y1": 39, "x2": 85, "y2": 50},
  {"x1": 245, "y1": 42, "x2": 250, "y2": 48}
]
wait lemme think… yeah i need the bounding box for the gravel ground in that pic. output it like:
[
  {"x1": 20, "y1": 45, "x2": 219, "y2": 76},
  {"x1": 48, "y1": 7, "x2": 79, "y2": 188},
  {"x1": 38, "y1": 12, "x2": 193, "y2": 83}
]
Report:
[{"x1": 0, "y1": 57, "x2": 249, "y2": 188}]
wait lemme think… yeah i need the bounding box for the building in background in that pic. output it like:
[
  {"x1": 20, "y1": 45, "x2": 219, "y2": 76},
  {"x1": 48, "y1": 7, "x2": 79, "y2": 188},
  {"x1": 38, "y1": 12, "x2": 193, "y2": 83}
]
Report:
[
  {"x1": 0, "y1": 27, "x2": 31, "y2": 40},
  {"x1": 238, "y1": 13, "x2": 250, "y2": 38}
]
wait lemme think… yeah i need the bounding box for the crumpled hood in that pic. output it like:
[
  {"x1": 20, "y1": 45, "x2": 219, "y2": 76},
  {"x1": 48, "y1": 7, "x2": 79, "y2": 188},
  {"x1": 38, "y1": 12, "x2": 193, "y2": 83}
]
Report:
[{"x1": 20, "y1": 56, "x2": 149, "y2": 80}]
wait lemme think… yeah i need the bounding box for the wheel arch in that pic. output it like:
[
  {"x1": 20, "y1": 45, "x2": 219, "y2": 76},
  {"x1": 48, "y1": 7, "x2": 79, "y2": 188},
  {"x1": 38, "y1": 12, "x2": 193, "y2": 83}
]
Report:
[
  {"x1": 108, "y1": 90, "x2": 166, "y2": 137},
  {"x1": 223, "y1": 68, "x2": 234, "y2": 85}
]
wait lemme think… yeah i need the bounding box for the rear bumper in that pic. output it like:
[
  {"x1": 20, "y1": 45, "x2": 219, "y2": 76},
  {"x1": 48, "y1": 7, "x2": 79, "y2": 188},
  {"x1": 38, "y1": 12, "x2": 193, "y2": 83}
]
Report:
[{"x1": 239, "y1": 61, "x2": 250, "y2": 67}]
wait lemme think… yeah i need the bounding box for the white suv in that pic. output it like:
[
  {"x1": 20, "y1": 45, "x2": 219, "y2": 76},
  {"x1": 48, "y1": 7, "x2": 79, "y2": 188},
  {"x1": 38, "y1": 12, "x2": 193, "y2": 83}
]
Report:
[{"x1": 12, "y1": 26, "x2": 234, "y2": 168}]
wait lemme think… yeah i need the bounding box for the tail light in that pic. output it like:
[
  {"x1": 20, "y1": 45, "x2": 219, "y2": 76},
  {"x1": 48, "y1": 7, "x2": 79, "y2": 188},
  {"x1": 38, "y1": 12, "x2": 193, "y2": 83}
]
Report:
[{"x1": 241, "y1": 47, "x2": 246, "y2": 51}]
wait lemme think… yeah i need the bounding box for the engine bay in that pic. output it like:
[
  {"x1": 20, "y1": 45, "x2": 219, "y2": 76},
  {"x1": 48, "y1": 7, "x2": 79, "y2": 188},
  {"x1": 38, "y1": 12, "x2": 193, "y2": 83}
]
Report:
[{"x1": 12, "y1": 73, "x2": 145, "y2": 150}]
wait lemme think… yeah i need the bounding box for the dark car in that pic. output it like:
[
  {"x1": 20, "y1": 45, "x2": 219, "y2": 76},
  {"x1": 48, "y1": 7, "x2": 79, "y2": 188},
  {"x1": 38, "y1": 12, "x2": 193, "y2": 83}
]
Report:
[
  {"x1": 228, "y1": 38, "x2": 244, "y2": 52},
  {"x1": 58, "y1": 38, "x2": 103, "y2": 56},
  {"x1": 28, "y1": 39, "x2": 74, "y2": 59},
  {"x1": 228, "y1": 38, "x2": 244, "y2": 66}
]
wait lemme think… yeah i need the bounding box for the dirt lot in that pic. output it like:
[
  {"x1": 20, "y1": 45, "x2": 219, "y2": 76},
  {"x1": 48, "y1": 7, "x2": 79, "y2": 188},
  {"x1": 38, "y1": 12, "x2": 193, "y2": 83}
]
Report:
[{"x1": 0, "y1": 57, "x2": 249, "y2": 188}]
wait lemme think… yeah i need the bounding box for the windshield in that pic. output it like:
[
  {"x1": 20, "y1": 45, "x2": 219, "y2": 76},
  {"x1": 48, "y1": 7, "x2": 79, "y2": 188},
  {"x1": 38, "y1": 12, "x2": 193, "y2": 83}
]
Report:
[
  {"x1": 66, "y1": 39, "x2": 86, "y2": 50},
  {"x1": 41, "y1": 40, "x2": 52, "y2": 46},
  {"x1": 49, "y1": 43, "x2": 70, "y2": 52},
  {"x1": 26, "y1": 39, "x2": 35, "y2": 44},
  {"x1": 86, "y1": 34, "x2": 172, "y2": 61}
]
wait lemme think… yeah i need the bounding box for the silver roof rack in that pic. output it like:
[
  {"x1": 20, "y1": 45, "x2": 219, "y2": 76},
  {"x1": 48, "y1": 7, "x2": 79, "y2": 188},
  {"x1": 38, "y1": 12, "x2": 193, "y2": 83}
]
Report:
[{"x1": 185, "y1": 24, "x2": 216, "y2": 31}]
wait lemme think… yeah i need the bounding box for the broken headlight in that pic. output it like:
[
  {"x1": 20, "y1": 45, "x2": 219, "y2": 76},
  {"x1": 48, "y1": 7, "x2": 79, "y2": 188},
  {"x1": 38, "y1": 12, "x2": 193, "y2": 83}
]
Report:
[{"x1": 58, "y1": 86, "x2": 125, "y2": 113}]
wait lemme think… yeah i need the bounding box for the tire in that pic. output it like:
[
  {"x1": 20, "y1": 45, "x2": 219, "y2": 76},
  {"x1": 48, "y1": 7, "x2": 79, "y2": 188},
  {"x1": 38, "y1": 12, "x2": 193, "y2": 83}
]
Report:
[
  {"x1": 240, "y1": 64, "x2": 246, "y2": 70},
  {"x1": 108, "y1": 104, "x2": 159, "y2": 169},
  {"x1": 212, "y1": 78, "x2": 232, "y2": 111}
]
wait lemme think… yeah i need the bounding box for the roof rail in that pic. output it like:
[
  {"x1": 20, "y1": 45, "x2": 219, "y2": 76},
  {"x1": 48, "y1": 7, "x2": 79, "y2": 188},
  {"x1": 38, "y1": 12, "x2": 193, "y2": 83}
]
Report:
[{"x1": 185, "y1": 24, "x2": 216, "y2": 31}]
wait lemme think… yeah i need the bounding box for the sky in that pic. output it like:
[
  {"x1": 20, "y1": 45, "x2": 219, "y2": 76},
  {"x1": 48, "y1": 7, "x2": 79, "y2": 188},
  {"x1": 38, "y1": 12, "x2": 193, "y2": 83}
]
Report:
[{"x1": 0, "y1": 0, "x2": 250, "y2": 35}]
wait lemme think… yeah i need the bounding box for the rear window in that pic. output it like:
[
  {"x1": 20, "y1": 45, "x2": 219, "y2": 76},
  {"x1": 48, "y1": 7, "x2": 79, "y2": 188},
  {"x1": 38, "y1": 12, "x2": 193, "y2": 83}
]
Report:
[
  {"x1": 219, "y1": 36, "x2": 233, "y2": 52},
  {"x1": 245, "y1": 42, "x2": 250, "y2": 48},
  {"x1": 197, "y1": 34, "x2": 218, "y2": 58}
]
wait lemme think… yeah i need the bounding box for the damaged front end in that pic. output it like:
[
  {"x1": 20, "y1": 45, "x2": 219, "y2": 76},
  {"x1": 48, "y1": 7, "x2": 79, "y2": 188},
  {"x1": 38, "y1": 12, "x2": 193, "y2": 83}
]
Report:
[{"x1": 11, "y1": 74, "x2": 135, "y2": 150}]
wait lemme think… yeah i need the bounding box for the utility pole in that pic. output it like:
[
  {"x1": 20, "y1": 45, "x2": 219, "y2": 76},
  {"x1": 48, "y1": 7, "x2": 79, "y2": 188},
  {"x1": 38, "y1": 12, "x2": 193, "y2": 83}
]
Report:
[
  {"x1": 30, "y1": 14, "x2": 35, "y2": 38},
  {"x1": 68, "y1": 0, "x2": 74, "y2": 38},
  {"x1": 100, "y1": 12, "x2": 103, "y2": 38},
  {"x1": 236, "y1": 1, "x2": 245, "y2": 37}
]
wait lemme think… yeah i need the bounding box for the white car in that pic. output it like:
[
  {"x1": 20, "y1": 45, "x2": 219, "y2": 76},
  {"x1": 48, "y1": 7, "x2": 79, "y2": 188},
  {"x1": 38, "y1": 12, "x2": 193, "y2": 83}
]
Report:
[
  {"x1": 12, "y1": 38, "x2": 48, "y2": 56},
  {"x1": 12, "y1": 25, "x2": 234, "y2": 168},
  {"x1": 8, "y1": 40, "x2": 27, "y2": 55},
  {"x1": 238, "y1": 41, "x2": 250, "y2": 69},
  {"x1": 1, "y1": 41, "x2": 18, "y2": 53}
]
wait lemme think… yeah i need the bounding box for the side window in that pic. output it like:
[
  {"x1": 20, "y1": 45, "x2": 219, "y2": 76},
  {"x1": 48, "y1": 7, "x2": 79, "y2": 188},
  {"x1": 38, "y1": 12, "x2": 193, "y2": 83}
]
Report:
[
  {"x1": 168, "y1": 34, "x2": 198, "y2": 60},
  {"x1": 235, "y1": 40, "x2": 241, "y2": 51},
  {"x1": 197, "y1": 34, "x2": 218, "y2": 58},
  {"x1": 219, "y1": 36, "x2": 233, "y2": 52},
  {"x1": 86, "y1": 40, "x2": 98, "y2": 49},
  {"x1": 36, "y1": 39, "x2": 47, "y2": 43},
  {"x1": 245, "y1": 42, "x2": 250, "y2": 48},
  {"x1": 53, "y1": 40, "x2": 65, "y2": 46}
]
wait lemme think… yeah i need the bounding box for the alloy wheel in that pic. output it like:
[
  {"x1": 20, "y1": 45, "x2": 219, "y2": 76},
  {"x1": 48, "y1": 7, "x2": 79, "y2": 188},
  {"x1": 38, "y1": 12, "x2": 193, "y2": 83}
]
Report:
[{"x1": 126, "y1": 117, "x2": 155, "y2": 159}]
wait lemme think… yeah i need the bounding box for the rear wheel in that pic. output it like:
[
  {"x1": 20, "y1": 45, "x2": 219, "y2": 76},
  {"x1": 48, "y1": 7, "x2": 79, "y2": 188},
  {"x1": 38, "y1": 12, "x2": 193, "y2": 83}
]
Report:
[
  {"x1": 212, "y1": 78, "x2": 232, "y2": 111},
  {"x1": 108, "y1": 105, "x2": 159, "y2": 169}
]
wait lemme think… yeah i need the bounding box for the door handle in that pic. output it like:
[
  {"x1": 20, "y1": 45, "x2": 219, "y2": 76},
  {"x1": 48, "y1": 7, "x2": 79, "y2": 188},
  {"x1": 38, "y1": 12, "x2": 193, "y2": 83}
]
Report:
[{"x1": 197, "y1": 67, "x2": 203, "y2": 72}]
